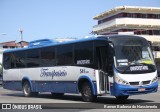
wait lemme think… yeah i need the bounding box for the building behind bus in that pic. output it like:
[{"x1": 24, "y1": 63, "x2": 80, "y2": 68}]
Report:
[{"x1": 92, "y1": 6, "x2": 160, "y2": 75}]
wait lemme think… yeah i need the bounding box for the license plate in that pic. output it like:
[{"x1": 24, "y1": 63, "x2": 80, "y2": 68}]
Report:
[{"x1": 138, "y1": 88, "x2": 146, "y2": 91}]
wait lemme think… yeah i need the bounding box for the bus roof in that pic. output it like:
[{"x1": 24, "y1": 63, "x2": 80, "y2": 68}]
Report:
[{"x1": 3, "y1": 35, "x2": 147, "y2": 53}]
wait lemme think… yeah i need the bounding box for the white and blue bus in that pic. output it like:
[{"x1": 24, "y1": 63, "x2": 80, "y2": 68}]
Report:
[{"x1": 2, "y1": 35, "x2": 158, "y2": 102}]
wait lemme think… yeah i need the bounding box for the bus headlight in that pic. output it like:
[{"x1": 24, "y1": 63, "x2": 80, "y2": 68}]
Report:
[
  {"x1": 115, "y1": 76, "x2": 129, "y2": 85},
  {"x1": 152, "y1": 76, "x2": 158, "y2": 83}
]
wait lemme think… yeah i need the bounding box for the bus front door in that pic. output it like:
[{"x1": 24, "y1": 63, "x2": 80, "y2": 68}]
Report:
[{"x1": 97, "y1": 46, "x2": 110, "y2": 94}]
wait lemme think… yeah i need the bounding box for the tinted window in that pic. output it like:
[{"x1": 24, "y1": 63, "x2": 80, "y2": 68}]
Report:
[
  {"x1": 40, "y1": 47, "x2": 56, "y2": 66},
  {"x1": 4, "y1": 52, "x2": 26, "y2": 69},
  {"x1": 57, "y1": 45, "x2": 73, "y2": 65},
  {"x1": 26, "y1": 49, "x2": 40, "y2": 67},
  {"x1": 74, "y1": 42, "x2": 93, "y2": 65},
  {"x1": 15, "y1": 51, "x2": 26, "y2": 68},
  {"x1": 3, "y1": 53, "x2": 16, "y2": 69}
]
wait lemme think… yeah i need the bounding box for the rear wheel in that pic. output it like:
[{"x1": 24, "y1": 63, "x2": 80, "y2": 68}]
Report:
[
  {"x1": 23, "y1": 81, "x2": 32, "y2": 97},
  {"x1": 81, "y1": 82, "x2": 97, "y2": 102},
  {"x1": 22, "y1": 81, "x2": 38, "y2": 97}
]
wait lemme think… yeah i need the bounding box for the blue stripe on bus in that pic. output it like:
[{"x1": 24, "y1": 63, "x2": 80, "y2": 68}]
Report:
[
  {"x1": 32, "y1": 81, "x2": 78, "y2": 93},
  {"x1": 3, "y1": 80, "x2": 97, "y2": 95},
  {"x1": 3, "y1": 81, "x2": 79, "y2": 94},
  {"x1": 3, "y1": 81, "x2": 22, "y2": 91}
]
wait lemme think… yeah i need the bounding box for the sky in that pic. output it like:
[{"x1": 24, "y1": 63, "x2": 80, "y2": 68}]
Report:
[{"x1": 0, "y1": 0, "x2": 160, "y2": 42}]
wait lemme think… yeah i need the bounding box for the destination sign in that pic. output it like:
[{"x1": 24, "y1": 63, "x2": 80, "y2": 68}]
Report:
[{"x1": 130, "y1": 66, "x2": 149, "y2": 71}]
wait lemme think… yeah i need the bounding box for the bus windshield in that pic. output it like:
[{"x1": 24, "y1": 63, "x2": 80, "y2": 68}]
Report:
[{"x1": 113, "y1": 37, "x2": 156, "y2": 73}]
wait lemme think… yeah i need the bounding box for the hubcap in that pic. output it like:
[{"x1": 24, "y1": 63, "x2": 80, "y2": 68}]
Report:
[
  {"x1": 84, "y1": 86, "x2": 91, "y2": 97},
  {"x1": 24, "y1": 83, "x2": 30, "y2": 95}
]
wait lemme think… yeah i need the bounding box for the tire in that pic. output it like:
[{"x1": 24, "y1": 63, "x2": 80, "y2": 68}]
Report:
[
  {"x1": 51, "y1": 93, "x2": 64, "y2": 98},
  {"x1": 22, "y1": 81, "x2": 32, "y2": 97},
  {"x1": 116, "y1": 95, "x2": 129, "y2": 101},
  {"x1": 81, "y1": 82, "x2": 97, "y2": 102}
]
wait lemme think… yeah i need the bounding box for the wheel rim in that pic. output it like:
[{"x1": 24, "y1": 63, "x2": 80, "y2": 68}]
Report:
[
  {"x1": 84, "y1": 86, "x2": 91, "y2": 97},
  {"x1": 24, "y1": 83, "x2": 30, "y2": 95}
]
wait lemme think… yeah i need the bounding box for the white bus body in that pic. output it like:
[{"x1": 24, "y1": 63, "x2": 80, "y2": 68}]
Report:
[{"x1": 2, "y1": 36, "x2": 158, "y2": 102}]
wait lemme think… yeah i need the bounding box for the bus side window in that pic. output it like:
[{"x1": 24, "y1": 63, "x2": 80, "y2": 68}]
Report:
[
  {"x1": 3, "y1": 53, "x2": 16, "y2": 69},
  {"x1": 40, "y1": 47, "x2": 56, "y2": 66},
  {"x1": 15, "y1": 51, "x2": 26, "y2": 68},
  {"x1": 3, "y1": 53, "x2": 11, "y2": 69},
  {"x1": 10, "y1": 53, "x2": 16, "y2": 68},
  {"x1": 26, "y1": 49, "x2": 40, "y2": 67},
  {"x1": 56, "y1": 45, "x2": 73, "y2": 65},
  {"x1": 74, "y1": 42, "x2": 93, "y2": 65}
]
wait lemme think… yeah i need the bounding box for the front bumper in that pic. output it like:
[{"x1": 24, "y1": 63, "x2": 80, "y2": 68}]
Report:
[{"x1": 110, "y1": 81, "x2": 158, "y2": 97}]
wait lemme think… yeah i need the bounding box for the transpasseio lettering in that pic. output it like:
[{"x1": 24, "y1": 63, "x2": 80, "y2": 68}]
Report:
[{"x1": 40, "y1": 68, "x2": 67, "y2": 79}]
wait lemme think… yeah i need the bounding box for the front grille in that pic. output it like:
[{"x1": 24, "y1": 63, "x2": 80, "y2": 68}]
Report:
[
  {"x1": 129, "y1": 82, "x2": 139, "y2": 86},
  {"x1": 142, "y1": 80, "x2": 151, "y2": 85},
  {"x1": 129, "y1": 80, "x2": 151, "y2": 86}
]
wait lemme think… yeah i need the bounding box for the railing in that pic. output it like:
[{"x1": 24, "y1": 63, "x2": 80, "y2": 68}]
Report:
[{"x1": 99, "y1": 70, "x2": 108, "y2": 92}]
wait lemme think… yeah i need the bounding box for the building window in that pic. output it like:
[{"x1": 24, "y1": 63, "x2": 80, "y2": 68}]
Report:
[
  {"x1": 122, "y1": 13, "x2": 127, "y2": 17},
  {"x1": 148, "y1": 14, "x2": 153, "y2": 18},
  {"x1": 137, "y1": 13, "x2": 142, "y2": 18},
  {"x1": 3, "y1": 46, "x2": 8, "y2": 48},
  {"x1": 116, "y1": 29, "x2": 160, "y2": 36},
  {"x1": 132, "y1": 13, "x2": 137, "y2": 18},
  {"x1": 152, "y1": 46, "x2": 160, "y2": 51},
  {"x1": 153, "y1": 30, "x2": 160, "y2": 35},
  {"x1": 149, "y1": 30, "x2": 153, "y2": 35},
  {"x1": 127, "y1": 13, "x2": 132, "y2": 17},
  {"x1": 97, "y1": 12, "x2": 160, "y2": 25},
  {"x1": 142, "y1": 14, "x2": 147, "y2": 18}
]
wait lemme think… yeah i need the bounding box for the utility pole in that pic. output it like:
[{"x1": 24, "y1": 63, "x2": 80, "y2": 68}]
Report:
[{"x1": 19, "y1": 28, "x2": 23, "y2": 48}]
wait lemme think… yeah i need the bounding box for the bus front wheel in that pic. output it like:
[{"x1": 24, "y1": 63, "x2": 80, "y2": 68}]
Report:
[{"x1": 81, "y1": 82, "x2": 97, "y2": 102}]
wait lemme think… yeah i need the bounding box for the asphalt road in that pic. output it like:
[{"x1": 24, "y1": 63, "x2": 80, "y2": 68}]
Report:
[
  {"x1": 0, "y1": 85, "x2": 160, "y2": 103},
  {"x1": 0, "y1": 80, "x2": 160, "y2": 112}
]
